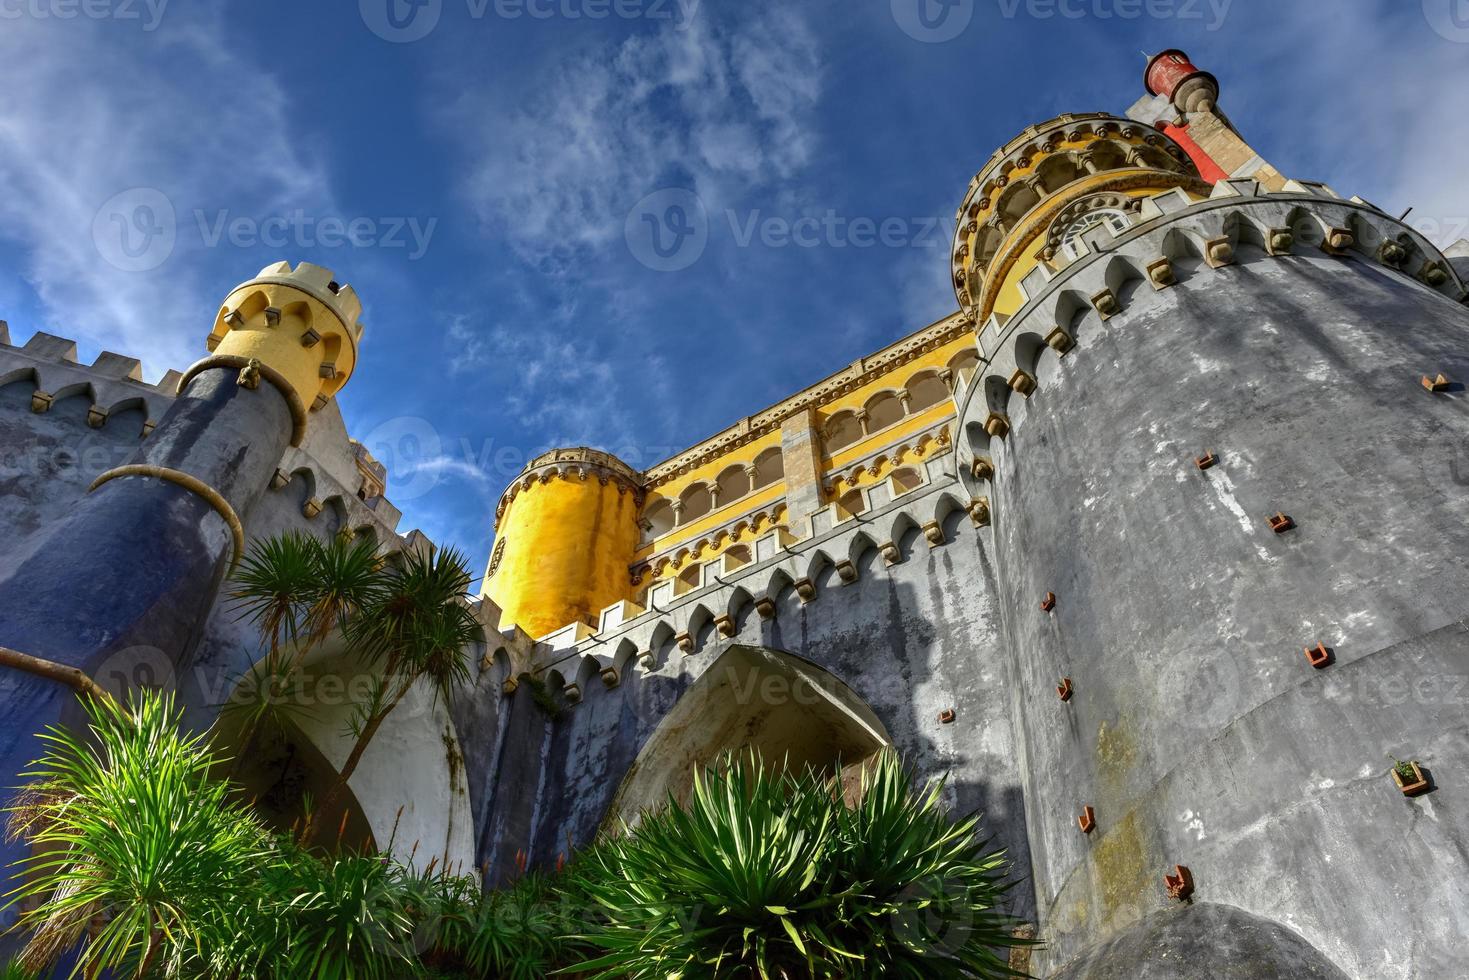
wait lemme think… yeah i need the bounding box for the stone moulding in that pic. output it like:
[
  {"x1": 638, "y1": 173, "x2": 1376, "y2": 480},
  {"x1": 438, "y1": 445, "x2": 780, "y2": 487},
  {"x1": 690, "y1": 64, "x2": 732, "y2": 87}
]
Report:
[
  {"x1": 952, "y1": 191, "x2": 1467, "y2": 477},
  {"x1": 521, "y1": 479, "x2": 976, "y2": 681},
  {"x1": 494, "y1": 448, "x2": 645, "y2": 528},
  {"x1": 89, "y1": 464, "x2": 245, "y2": 573}
]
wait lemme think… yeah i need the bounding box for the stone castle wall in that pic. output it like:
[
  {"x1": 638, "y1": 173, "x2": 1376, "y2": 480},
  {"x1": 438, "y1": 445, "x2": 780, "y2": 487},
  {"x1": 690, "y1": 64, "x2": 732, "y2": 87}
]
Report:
[{"x1": 958, "y1": 180, "x2": 1469, "y2": 977}]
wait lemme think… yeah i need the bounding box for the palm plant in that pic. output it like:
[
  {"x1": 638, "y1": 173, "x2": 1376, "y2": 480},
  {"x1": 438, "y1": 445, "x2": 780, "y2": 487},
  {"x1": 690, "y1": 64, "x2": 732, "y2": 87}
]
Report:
[
  {"x1": 230, "y1": 533, "x2": 481, "y2": 847},
  {"x1": 3, "y1": 691, "x2": 274, "y2": 979},
  {"x1": 300, "y1": 544, "x2": 481, "y2": 845},
  {"x1": 572, "y1": 750, "x2": 1031, "y2": 979},
  {"x1": 226, "y1": 845, "x2": 421, "y2": 980},
  {"x1": 225, "y1": 531, "x2": 381, "y2": 774}
]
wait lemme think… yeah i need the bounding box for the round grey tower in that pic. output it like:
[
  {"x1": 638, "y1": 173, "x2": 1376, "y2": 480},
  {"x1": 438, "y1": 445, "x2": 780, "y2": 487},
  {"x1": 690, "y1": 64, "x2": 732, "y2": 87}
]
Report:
[{"x1": 951, "y1": 106, "x2": 1469, "y2": 976}]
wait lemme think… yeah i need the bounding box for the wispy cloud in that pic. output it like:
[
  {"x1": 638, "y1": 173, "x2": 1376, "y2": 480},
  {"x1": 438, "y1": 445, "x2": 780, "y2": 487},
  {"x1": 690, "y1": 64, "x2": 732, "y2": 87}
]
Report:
[
  {"x1": 448, "y1": 7, "x2": 822, "y2": 268},
  {"x1": 435, "y1": 9, "x2": 824, "y2": 473},
  {"x1": 0, "y1": 11, "x2": 331, "y2": 380},
  {"x1": 1227, "y1": 3, "x2": 1469, "y2": 248}
]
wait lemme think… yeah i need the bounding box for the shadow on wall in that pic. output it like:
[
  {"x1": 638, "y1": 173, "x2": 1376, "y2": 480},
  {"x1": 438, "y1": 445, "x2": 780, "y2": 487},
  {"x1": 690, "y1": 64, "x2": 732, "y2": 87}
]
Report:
[
  {"x1": 478, "y1": 507, "x2": 1038, "y2": 926},
  {"x1": 601, "y1": 643, "x2": 893, "y2": 828},
  {"x1": 1049, "y1": 902, "x2": 1350, "y2": 980}
]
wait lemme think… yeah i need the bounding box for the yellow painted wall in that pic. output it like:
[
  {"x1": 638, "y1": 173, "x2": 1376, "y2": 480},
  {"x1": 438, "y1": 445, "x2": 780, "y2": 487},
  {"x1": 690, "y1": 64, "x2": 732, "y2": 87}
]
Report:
[
  {"x1": 984, "y1": 179, "x2": 1211, "y2": 323},
  {"x1": 633, "y1": 332, "x2": 977, "y2": 585},
  {"x1": 486, "y1": 476, "x2": 640, "y2": 638}
]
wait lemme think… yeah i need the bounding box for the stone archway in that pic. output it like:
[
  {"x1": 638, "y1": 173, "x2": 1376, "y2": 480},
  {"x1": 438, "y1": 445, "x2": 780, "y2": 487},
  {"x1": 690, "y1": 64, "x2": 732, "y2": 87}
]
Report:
[
  {"x1": 217, "y1": 644, "x2": 476, "y2": 873},
  {"x1": 224, "y1": 709, "x2": 378, "y2": 852},
  {"x1": 605, "y1": 644, "x2": 892, "y2": 827}
]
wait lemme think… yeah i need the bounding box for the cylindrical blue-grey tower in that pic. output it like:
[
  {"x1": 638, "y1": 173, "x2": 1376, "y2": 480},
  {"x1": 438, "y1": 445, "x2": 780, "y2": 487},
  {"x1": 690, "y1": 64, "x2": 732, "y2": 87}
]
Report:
[
  {"x1": 952, "y1": 107, "x2": 1469, "y2": 976},
  {"x1": 0, "y1": 261, "x2": 365, "y2": 935}
]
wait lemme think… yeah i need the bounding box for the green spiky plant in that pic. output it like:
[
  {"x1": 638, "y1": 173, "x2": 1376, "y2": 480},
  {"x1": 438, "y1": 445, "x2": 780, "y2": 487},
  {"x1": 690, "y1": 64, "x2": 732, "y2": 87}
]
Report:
[
  {"x1": 302, "y1": 544, "x2": 482, "y2": 844},
  {"x1": 214, "y1": 844, "x2": 423, "y2": 980},
  {"x1": 3, "y1": 691, "x2": 275, "y2": 979},
  {"x1": 224, "y1": 531, "x2": 382, "y2": 777},
  {"x1": 571, "y1": 750, "x2": 1032, "y2": 979},
  {"x1": 229, "y1": 534, "x2": 482, "y2": 846},
  {"x1": 465, "y1": 870, "x2": 593, "y2": 979}
]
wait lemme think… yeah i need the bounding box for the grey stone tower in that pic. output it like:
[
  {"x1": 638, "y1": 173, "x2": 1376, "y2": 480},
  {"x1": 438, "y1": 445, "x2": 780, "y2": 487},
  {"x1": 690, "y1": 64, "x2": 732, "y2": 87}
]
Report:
[{"x1": 950, "y1": 71, "x2": 1469, "y2": 976}]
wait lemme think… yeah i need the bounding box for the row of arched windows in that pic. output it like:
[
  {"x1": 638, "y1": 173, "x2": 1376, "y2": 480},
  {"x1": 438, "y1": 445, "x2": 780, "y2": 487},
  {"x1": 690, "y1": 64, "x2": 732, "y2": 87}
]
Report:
[
  {"x1": 821, "y1": 352, "x2": 978, "y2": 456},
  {"x1": 641, "y1": 447, "x2": 785, "y2": 539}
]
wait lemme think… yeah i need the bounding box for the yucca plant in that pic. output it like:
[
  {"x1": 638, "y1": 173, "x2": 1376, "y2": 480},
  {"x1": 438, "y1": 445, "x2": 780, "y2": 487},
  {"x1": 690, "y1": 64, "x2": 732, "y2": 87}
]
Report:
[
  {"x1": 224, "y1": 531, "x2": 382, "y2": 775},
  {"x1": 3, "y1": 691, "x2": 275, "y2": 979},
  {"x1": 239, "y1": 845, "x2": 421, "y2": 980},
  {"x1": 464, "y1": 870, "x2": 592, "y2": 979},
  {"x1": 300, "y1": 545, "x2": 482, "y2": 845},
  {"x1": 572, "y1": 750, "x2": 1030, "y2": 979}
]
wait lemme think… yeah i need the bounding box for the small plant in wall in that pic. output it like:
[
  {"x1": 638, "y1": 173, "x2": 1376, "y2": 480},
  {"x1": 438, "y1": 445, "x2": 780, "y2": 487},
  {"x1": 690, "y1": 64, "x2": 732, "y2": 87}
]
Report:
[
  {"x1": 522, "y1": 673, "x2": 564, "y2": 720},
  {"x1": 1388, "y1": 755, "x2": 1431, "y2": 797}
]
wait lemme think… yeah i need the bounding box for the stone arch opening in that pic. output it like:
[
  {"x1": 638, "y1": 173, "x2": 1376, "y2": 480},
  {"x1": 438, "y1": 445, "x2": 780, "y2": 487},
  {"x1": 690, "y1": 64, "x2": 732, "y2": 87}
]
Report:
[
  {"x1": 604, "y1": 644, "x2": 892, "y2": 827},
  {"x1": 215, "y1": 643, "x2": 475, "y2": 871},
  {"x1": 220, "y1": 706, "x2": 378, "y2": 852}
]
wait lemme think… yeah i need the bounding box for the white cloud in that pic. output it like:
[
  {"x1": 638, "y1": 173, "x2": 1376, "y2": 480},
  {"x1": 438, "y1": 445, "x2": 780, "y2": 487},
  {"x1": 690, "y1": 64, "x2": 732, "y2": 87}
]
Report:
[
  {"x1": 0, "y1": 12, "x2": 331, "y2": 380},
  {"x1": 1226, "y1": 4, "x2": 1469, "y2": 248},
  {"x1": 449, "y1": 8, "x2": 823, "y2": 267}
]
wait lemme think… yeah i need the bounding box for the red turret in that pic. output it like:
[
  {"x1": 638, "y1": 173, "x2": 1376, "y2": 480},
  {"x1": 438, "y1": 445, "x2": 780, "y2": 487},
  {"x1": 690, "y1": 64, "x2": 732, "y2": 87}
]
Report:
[{"x1": 1145, "y1": 49, "x2": 1219, "y2": 114}]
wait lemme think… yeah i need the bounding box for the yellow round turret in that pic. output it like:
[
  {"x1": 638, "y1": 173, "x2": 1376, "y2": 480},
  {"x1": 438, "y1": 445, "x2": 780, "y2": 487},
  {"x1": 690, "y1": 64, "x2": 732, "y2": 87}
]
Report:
[
  {"x1": 485, "y1": 448, "x2": 643, "y2": 638},
  {"x1": 950, "y1": 114, "x2": 1211, "y2": 327},
  {"x1": 207, "y1": 260, "x2": 365, "y2": 415}
]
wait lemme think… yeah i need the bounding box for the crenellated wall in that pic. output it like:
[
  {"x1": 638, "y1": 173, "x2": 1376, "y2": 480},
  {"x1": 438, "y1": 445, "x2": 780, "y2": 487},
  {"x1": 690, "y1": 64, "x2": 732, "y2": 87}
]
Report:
[
  {"x1": 956, "y1": 177, "x2": 1469, "y2": 977},
  {"x1": 470, "y1": 467, "x2": 1038, "y2": 934},
  {"x1": 0, "y1": 321, "x2": 536, "y2": 880}
]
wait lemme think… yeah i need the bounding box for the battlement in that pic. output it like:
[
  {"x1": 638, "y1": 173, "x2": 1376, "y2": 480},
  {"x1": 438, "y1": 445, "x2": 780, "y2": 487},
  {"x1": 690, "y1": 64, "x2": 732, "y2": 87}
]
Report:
[{"x1": 0, "y1": 323, "x2": 473, "y2": 625}]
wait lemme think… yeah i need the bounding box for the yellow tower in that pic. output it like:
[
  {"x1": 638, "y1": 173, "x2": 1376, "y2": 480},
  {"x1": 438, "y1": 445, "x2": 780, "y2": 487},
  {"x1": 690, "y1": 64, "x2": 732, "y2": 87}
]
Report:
[
  {"x1": 950, "y1": 113, "x2": 1213, "y2": 328},
  {"x1": 205, "y1": 261, "x2": 365, "y2": 443},
  {"x1": 485, "y1": 448, "x2": 643, "y2": 638}
]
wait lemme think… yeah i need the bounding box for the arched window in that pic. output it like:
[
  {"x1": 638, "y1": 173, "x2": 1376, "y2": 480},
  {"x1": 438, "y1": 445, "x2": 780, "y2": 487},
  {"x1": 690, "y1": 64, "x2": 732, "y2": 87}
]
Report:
[
  {"x1": 642, "y1": 498, "x2": 675, "y2": 539},
  {"x1": 679, "y1": 484, "x2": 713, "y2": 524},
  {"x1": 715, "y1": 464, "x2": 751, "y2": 505},
  {"x1": 890, "y1": 467, "x2": 922, "y2": 496},
  {"x1": 904, "y1": 373, "x2": 949, "y2": 413},
  {"x1": 864, "y1": 392, "x2": 904, "y2": 433},
  {"x1": 1060, "y1": 208, "x2": 1130, "y2": 260},
  {"x1": 752, "y1": 448, "x2": 783, "y2": 489},
  {"x1": 722, "y1": 545, "x2": 752, "y2": 573},
  {"x1": 675, "y1": 562, "x2": 703, "y2": 596},
  {"x1": 824, "y1": 412, "x2": 864, "y2": 454},
  {"x1": 948, "y1": 348, "x2": 981, "y2": 385},
  {"x1": 836, "y1": 489, "x2": 867, "y2": 520}
]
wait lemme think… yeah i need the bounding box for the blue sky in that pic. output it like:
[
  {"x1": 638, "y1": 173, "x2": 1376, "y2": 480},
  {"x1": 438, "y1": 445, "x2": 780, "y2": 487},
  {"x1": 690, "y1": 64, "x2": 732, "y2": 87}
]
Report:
[{"x1": 2, "y1": 0, "x2": 1466, "y2": 573}]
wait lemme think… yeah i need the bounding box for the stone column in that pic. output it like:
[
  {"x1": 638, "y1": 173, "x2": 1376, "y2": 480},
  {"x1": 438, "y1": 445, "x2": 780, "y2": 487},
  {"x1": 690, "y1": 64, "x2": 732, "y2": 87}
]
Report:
[{"x1": 778, "y1": 408, "x2": 825, "y2": 528}]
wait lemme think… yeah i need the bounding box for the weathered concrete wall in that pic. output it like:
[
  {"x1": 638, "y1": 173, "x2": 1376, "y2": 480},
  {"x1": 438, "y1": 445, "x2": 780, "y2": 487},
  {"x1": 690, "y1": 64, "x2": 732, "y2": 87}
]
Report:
[
  {"x1": 468, "y1": 476, "x2": 1038, "y2": 925},
  {"x1": 0, "y1": 329, "x2": 504, "y2": 883},
  {"x1": 961, "y1": 185, "x2": 1469, "y2": 977}
]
